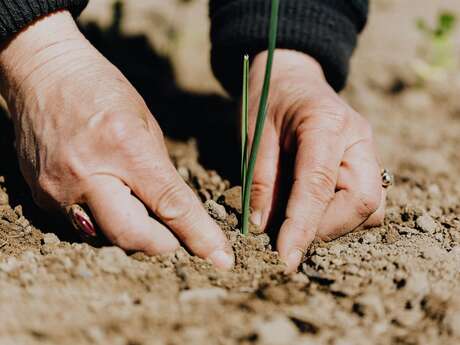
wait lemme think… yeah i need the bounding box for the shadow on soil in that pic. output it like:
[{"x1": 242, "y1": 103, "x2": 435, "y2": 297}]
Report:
[{"x1": 0, "y1": 4, "x2": 240, "y2": 241}]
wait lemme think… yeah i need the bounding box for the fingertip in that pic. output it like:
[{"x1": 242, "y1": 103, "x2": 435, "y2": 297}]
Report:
[
  {"x1": 277, "y1": 218, "x2": 315, "y2": 273},
  {"x1": 207, "y1": 247, "x2": 234, "y2": 270},
  {"x1": 283, "y1": 249, "x2": 303, "y2": 273},
  {"x1": 250, "y1": 210, "x2": 262, "y2": 228}
]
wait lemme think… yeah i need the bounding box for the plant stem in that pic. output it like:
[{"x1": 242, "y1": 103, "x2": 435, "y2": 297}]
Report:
[
  {"x1": 241, "y1": 54, "x2": 249, "y2": 210},
  {"x1": 241, "y1": 0, "x2": 279, "y2": 235}
]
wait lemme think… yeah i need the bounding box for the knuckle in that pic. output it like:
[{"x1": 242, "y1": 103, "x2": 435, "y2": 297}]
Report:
[
  {"x1": 354, "y1": 191, "x2": 380, "y2": 219},
  {"x1": 101, "y1": 114, "x2": 157, "y2": 161},
  {"x1": 155, "y1": 180, "x2": 195, "y2": 224},
  {"x1": 306, "y1": 168, "x2": 336, "y2": 205},
  {"x1": 103, "y1": 117, "x2": 134, "y2": 145},
  {"x1": 251, "y1": 180, "x2": 272, "y2": 200}
]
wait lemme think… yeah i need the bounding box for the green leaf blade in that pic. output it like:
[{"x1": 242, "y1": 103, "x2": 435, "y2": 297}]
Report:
[
  {"x1": 242, "y1": 0, "x2": 280, "y2": 236},
  {"x1": 241, "y1": 54, "x2": 250, "y2": 216}
]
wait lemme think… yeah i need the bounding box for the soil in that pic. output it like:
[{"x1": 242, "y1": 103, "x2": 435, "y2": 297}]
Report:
[{"x1": 1, "y1": 0, "x2": 460, "y2": 344}]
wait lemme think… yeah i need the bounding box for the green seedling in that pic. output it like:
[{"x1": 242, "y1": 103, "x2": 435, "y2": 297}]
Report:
[
  {"x1": 241, "y1": 54, "x2": 249, "y2": 208},
  {"x1": 241, "y1": 0, "x2": 280, "y2": 235},
  {"x1": 415, "y1": 12, "x2": 458, "y2": 81}
]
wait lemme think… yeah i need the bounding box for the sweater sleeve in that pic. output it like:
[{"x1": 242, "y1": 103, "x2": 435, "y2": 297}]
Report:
[
  {"x1": 0, "y1": 0, "x2": 89, "y2": 42},
  {"x1": 209, "y1": 0, "x2": 369, "y2": 97}
]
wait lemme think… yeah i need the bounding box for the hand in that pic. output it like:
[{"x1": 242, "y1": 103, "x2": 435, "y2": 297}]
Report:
[
  {"x1": 247, "y1": 50, "x2": 385, "y2": 272},
  {"x1": 0, "y1": 11, "x2": 233, "y2": 269}
]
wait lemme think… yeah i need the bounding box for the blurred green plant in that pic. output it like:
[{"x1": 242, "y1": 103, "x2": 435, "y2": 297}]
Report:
[
  {"x1": 414, "y1": 11, "x2": 458, "y2": 81},
  {"x1": 241, "y1": 0, "x2": 280, "y2": 235}
]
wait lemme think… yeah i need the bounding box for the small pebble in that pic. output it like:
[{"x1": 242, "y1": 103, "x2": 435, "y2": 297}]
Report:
[
  {"x1": 177, "y1": 166, "x2": 190, "y2": 181},
  {"x1": 14, "y1": 205, "x2": 23, "y2": 217},
  {"x1": 0, "y1": 191, "x2": 8, "y2": 206},
  {"x1": 362, "y1": 232, "x2": 379, "y2": 244},
  {"x1": 219, "y1": 187, "x2": 242, "y2": 213},
  {"x1": 209, "y1": 171, "x2": 222, "y2": 185},
  {"x1": 434, "y1": 233, "x2": 443, "y2": 242},
  {"x1": 416, "y1": 214, "x2": 437, "y2": 234},
  {"x1": 15, "y1": 216, "x2": 29, "y2": 228},
  {"x1": 204, "y1": 200, "x2": 227, "y2": 221},
  {"x1": 397, "y1": 226, "x2": 418, "y2": 236},
  {"x1": 198, "y1": 189, "x2": 211, "y2": 202},
  {"x1": 254, "y1": 315, "x2": 298, "y2": 345},
  {"x1": 384, "y1": 226, "x2": 400, "y2": 244},
  {"x1": 328, "y1": 244, "x2": 345, "y2": 256},
  {"x1": 43, "y1": 233, "x2": 60, "y2": 246},
  {"x1": 226, "y1": 213, "x2": 238, "y2": 227},
  {"x1": 315, "y1": 248, "x2": 328, "y2": 257}
]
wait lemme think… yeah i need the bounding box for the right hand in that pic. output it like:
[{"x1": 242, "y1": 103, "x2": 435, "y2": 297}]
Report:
[{"x1": 0, "y1": 11, "x2": 234, "y2": 269}]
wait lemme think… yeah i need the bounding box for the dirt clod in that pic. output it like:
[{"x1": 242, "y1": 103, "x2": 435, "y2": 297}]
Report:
[
  {"x1": 416, "y1": 214, "x2": 438, "y2": 234},
  {"x1": 254, "y1": 315, "x2": 299, "y2": 345}
]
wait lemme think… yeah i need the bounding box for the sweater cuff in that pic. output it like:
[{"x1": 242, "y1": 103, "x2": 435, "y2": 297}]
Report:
[
  {"x1": 210, "y1": 0, "x2": 367, "y2": 97},
  {"x1": 0, "y1": 0, "x2": 89, "y2": 42}
]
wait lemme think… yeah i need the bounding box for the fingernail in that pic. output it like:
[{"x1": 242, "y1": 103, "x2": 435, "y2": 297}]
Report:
[
  {"x1": 74, "y1": 213, "x2": 97, "y2": 237},
  {"x1": 208, "y1": 249, "x2": 234, "y2": 270},
  {"x1": 285, "y1": 250, "x2": 303, "y2": 273},
  {"x1": 250, "y1": 210, "x2": 262, "y2": 227}
]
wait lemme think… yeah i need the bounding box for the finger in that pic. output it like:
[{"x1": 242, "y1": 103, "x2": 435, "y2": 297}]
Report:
[
  {"x1": 277, "y1": 124, "x2": 345, "y2": 273},
  {"x1": 84, "y1": 175, "x2": 180, "y2": 255},
  {"x1": 317, "y1": 140, "x2": 382, "y2": 241},
  {"x1": 248, "y1": 123, "x2": 280, "y2": 231},
  {"x1": 363, "y1": 187, "x2": 386, "y2": 228},
  {"x1": 129, "y1": 157, "x2": 234, "y2": 270}
]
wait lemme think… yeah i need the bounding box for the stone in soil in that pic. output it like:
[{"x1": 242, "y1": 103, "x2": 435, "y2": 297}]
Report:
[{"x1": 416, "y1": 214, "x2": 438, "y2": 234}]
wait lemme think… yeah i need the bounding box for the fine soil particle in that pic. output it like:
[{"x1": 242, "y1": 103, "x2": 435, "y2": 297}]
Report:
[{"x1": 1, "y1": 0, "x2": 460, "y2": 344}]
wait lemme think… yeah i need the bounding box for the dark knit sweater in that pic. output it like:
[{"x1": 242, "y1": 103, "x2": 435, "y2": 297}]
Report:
[
  {"x1": 210, "y1": 0, "x2": 369, "y2": 95},
  {"x1": 0, "y1": 0, "x2": 368, "y2": 96},
  {"x1": 0, "y1": 0, "x2": 88, "y2": 38}
]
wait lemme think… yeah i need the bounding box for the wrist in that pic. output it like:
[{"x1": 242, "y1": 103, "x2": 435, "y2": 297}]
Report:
[
  {"x1": 0, "y1": 10, "x2": 88, "y2": 102},
  {"x1": 253, "y1": 49, "x2": 325, "y2": 84}
]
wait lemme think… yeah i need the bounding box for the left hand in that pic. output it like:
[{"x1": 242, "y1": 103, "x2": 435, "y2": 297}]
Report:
[{"x1": 247, "y1": 50, "x2": 385, "y2": 272}]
